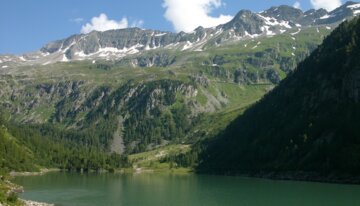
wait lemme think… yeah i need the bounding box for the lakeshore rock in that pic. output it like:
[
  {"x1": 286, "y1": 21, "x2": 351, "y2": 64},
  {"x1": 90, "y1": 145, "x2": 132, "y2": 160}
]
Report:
[{"x1": 22, "y1": 199, "x2": 54, "y2": 206}]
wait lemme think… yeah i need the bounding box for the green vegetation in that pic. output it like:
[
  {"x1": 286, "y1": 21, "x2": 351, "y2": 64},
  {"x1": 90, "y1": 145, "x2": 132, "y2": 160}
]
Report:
[
  {"x1": 129, "y1": 144, "x2": 192, "y2": 173},
  {"x1": 0, "y1": 165, "x2": 23, "y2": 205},
  {"x1": 0, "y1": 116, "x2": 129, "y2": 174},
  {"x1": 0, "y1": 122, "x2": 37, "y2": 173},
  {"x1": 0, "y1": 26, "x2": 328, "y2": 156},
  {"x1": 0, "y1": 20, "x2": 333, "y2": 185},
  {"x1": 197, "y1": 17, "x2": 360, "y2": 182},
  {"x1": 0, "y1": 179, "x2": 23, "y2": 206}
]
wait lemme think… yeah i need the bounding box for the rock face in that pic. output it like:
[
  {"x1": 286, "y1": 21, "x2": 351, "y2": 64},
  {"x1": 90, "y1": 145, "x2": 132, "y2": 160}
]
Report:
[
  {"x1": 0, "y1": 77, "x2": 228, "y2": 153},
  {"x1": 197, "y1": 17, "x2": 360, "y2": 181},
  {"x1": 1, "y1": 2, "x2": 360, "y2": 66}
]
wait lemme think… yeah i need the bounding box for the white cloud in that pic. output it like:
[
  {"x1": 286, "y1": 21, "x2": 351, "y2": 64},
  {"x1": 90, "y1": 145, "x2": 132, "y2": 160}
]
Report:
[
  {"x1": 310, "y1": 0, "x2": 342, "y2": 11},
  {"x1": 81, "y1": 14, "x2": 128, "y2": 33},
  {"x1": 81, "y1": 13, "x2": 144, "y2": 34},
  {"x1": 162, "y1": 0, "x2": 233, "y2": 33},
  {"x1": 293, "y1": 1, "x2": 301, "y2": 9}
]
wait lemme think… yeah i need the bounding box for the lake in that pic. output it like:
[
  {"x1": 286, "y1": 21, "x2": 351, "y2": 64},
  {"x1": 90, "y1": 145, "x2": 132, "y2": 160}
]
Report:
[{"x1": 14, "y1": 172, "x2": 360, "y2": 206}]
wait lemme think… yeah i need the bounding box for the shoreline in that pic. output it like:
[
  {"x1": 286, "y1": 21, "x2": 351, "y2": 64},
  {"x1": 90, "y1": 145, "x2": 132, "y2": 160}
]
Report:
[
  {"x1": 21, "y1": 199, "x2": 54, "y2": 206},
  {"x1": 251, "y1": 172, "x2": 360, "y2": 185},
  {"x1": 197, "y1": 170, "x2": 360, "y2": 185},
  {"x1": 10, "y1": 168, "x2": 61, "y2": 177},
  {"x1": 13, "y1": 167, "x2": 360, "y2": 184},
  {"x1": 7, "y1": 168, "x2": 59, "y2": 206}
]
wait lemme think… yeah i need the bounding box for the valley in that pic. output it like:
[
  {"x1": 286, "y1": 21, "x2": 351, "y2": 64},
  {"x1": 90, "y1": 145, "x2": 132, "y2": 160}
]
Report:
[{"x1": 1, "y1": 1, "x2": 360, "y2": 205}]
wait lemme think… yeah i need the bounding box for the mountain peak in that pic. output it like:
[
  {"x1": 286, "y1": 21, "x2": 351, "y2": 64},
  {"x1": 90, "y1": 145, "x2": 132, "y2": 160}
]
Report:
[
  {"x1": 221, "y1": 10, "x2": 264, "y2": 33},
  {"x1": 261, "y1": 5, "x2": 303, "y2": 22},
  {"x1": 233, "y1": 9, "x2": 253, "y2": 19},
  {"x1": 1, "y1": 2, "x2": 360, "y2": 66}
]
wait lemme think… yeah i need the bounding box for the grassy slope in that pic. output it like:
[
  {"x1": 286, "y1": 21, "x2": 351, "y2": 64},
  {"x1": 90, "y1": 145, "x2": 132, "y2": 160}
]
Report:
[{"x1": 128, "y1": 144, "x2": 191, "y2": 173}]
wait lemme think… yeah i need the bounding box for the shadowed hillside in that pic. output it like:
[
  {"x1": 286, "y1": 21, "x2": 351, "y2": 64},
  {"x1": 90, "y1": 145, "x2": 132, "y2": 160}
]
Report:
[{"x1": 198, "y1": 17, "x2": 360, "y2": 183}]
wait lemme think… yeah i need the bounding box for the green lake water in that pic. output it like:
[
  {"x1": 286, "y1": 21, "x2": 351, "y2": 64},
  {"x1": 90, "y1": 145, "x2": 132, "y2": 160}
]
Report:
[{"x1": 14, "y1": 172, "x2": 360, "y2": 206}]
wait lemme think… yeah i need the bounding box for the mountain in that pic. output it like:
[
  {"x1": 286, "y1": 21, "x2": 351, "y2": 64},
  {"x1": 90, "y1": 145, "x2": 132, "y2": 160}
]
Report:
[
  {"x1": 0, "y1": 27, "x2": 325, "y2": 154},
  {"x1": 0, "y1": 2, "x2": 358, "y2": 156},
  {"x1": 1, "y1": 1, "x2": 360, "y2": 66},
  {"x1": 197, "y1": 17, "x2": 360, "y2": 183}
]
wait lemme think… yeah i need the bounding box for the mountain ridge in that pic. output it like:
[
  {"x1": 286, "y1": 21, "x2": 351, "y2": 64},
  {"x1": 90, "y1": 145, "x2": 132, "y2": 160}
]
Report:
[{"x1": 1, "y1": 1, "x2": 360, "y2": 66}]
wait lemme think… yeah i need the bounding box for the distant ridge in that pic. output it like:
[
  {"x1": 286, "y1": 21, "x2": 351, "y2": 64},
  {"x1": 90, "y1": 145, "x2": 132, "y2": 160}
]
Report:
[{"x1": 1, "y1": 1, "x2": 360, "y2": 66}]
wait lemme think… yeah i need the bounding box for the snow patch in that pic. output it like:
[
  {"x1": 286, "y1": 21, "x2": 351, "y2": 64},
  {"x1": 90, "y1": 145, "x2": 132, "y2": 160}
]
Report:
[
  {"x1": 61, "y1": 41, "x2": 76, "y2": 54},
  {"x1": 257, "y1": 14, "x2": 292, "y2": 29},
  {"x1": 279, "y1": 21, "x2": 292, "y2": 29},
  {"x1": 41, "y1": 52, "x2": 50, "y2": 57},
  {"x1": 99, "y1": 47, "x2": 128, "y2": 53},
  {"x1": 348, "y1": 3, "x2": 360, "y2": 9},
  {"x1": 164, "y1": 42, "x2": 179, "y2": 49},
  {"x1": 215, "y1": 28, "x2": 223, "y2": 35},
  {"x1": 182, "y1": 41, "x2": 193, "y2": 51},
  {"x1": 95, "y1": 44, "x2": 143, "y2": 57},
  {"x1": 291, "y1": 29, "x2": 301, "y2": 36},
  {"x1": 201, "y1": 32, "x2": 207, "y2": 40},
  {"x1": 320, "y1": 14, "x2": 330, "y2": 19},
  {"x1": 326, "y1": 26, "x2": 331, "y2": 30},
  {"x1": 154, "y1": 33, "x2": 167, "y2": 37},
  {"x1": 144, "y1": 45, "x2": 151, "y2": 50},
  {"x1": 252, "y1": 42, "x2": 260, "y2": 50},
  {"x1": 61, "y1": 55, "x2": 69, "y2": 62},
  {"x1": 244, "y1": 31, "x2": 260, "y2": 39},
  {"x1": 2, "y1": 65, "x2": 8, "y2": 68},
  {"x1": 75, "y1": 51, "x2": 88, "y2": 57},
  {"x1": 261, "y1": 26, "x2": 275, "y2": 36},
  {"x1": 291, "y1": 53, "x2": 295, "y2": 56}
]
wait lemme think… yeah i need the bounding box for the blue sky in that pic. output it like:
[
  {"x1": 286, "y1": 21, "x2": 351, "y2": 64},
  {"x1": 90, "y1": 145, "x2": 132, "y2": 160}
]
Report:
[{"x1": 0, "y1": 0, "x2": 347, "y2": 54}]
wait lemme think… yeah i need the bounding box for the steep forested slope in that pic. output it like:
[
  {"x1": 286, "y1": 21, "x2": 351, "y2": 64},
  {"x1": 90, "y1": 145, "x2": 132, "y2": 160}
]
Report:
[
  {"x1": 198, "y1": 17, "x2": 360, "y2": 182},
  {"x1": 0, "y1": 116, "x2": 129, "y2": 174}
]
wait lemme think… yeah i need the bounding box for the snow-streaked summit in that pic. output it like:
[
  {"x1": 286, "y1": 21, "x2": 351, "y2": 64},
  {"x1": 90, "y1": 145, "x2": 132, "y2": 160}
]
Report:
[{"x1": 1, "y1": 1, "x2": 360, "y2": 67}]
